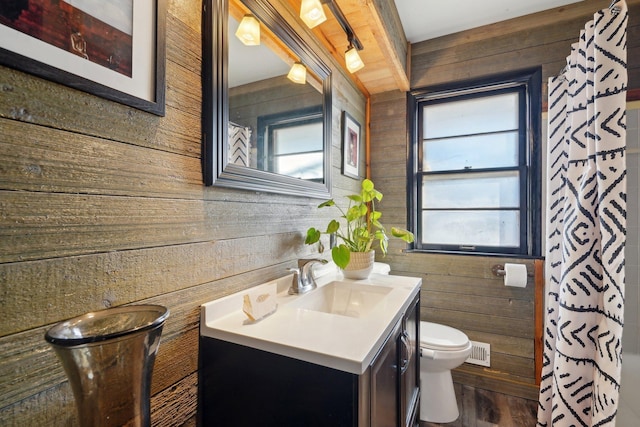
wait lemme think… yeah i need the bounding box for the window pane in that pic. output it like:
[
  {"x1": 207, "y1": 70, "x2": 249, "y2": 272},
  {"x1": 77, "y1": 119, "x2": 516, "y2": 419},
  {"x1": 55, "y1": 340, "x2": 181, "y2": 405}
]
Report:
[
  {"x1": 423, "y1": 131, "x2": 518, "y2": 171},
  {"x1": 276, "y1": 152, "x2": 323, "y2": 179},
  {"x1": 423, "y1": 92, "x2": 519, "y2": 139},
  {"x1": 274, "y1": 122, "x2": 322, "y2": 154},
  {"x1": 422, "y1": 171, "x2": 520, "y2": 209},
  {"x1": 422, "y1": 210, "x2": 520, "y2": 247}
]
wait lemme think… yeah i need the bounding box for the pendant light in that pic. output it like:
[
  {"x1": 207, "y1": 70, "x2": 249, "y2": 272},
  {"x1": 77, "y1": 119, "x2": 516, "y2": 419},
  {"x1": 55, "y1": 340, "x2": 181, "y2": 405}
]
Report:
[
  {"x1": 300, "y1": 0, "x2": 327, "y2": 29},
  {"x1": 345, "y1": 42, "x2": 364, "y2": 73},
  {"x1": 300, "y1": 0, "x2": 365, "y2": 74},
  {"x1": 235, "y1": 14, "x2": 260, "y2": 46},
  {"x1": 287, "y1": 62, "x2": 307, "y2": 84}
]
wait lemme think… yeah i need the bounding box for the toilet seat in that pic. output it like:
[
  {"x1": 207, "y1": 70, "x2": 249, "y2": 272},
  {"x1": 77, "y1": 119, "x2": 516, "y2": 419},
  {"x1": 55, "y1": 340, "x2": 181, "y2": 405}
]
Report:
[{"x1": 420, "y1": 322, "x2": 469, "y2": 351}]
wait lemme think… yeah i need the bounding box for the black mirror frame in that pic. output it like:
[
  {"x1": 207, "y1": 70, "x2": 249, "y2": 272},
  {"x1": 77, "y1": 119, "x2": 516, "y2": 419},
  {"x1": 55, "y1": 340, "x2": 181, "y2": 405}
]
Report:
[{"x1": 202, "y1": 0, "x2": 332, "y2": 198}]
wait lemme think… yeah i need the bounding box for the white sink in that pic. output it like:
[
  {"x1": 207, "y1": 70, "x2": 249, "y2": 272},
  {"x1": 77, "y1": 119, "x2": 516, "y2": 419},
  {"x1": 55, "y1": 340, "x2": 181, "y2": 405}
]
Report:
[
  {"x1": 200, "y1": 270, "x2": 422, "y2": 374},
  {"x1": 289, "y1": 281, "x2": 393, "y2": 318}
]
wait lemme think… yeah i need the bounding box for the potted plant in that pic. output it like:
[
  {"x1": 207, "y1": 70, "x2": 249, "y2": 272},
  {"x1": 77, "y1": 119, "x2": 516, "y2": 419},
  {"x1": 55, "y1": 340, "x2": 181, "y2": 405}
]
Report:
[{"x1": 305, "y1": 179, "x2": 414, "y2": 279}]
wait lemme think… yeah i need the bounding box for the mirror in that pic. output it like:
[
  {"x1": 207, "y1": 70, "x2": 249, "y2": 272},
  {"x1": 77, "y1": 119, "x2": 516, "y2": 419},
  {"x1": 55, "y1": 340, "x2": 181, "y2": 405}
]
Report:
[{"x1": 203, "y1": 0, "x2": 332, "y2": 198}]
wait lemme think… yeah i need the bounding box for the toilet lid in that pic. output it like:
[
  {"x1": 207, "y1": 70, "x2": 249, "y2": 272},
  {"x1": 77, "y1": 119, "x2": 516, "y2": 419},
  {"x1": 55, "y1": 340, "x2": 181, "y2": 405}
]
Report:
[{"x1": 420, "y1": 322, "x2": 470, "y2": 351}]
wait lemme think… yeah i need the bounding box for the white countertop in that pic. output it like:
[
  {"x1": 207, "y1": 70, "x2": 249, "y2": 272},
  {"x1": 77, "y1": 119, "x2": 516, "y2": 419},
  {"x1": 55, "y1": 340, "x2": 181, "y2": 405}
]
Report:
[{"x1": 200, "y1": 267, "x2": 421, "y2": 375}]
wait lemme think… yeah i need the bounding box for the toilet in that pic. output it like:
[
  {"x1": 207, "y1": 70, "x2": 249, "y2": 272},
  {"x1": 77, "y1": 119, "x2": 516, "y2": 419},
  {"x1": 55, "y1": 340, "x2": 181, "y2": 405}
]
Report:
[
  {"x1": 371, "y1": 262, "x2": 391, "y2": 275},
  {"x1": 419, "y1": 321, "x2": 473, "y2": 423},
  {"x1": 371, "y1": 263, "x2": 472, "y2": 423}
]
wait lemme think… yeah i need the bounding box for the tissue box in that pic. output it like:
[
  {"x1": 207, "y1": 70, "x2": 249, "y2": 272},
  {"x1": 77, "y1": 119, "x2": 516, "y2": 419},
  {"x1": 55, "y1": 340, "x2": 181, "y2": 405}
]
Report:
[{"x1": 242, "y1": 282, "x2": 277, "y2": 322}]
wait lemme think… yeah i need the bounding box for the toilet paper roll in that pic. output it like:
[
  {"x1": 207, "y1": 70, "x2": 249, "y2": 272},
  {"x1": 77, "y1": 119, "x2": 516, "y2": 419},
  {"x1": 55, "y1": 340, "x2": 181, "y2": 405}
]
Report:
[{"x1": 504, "y1": 263, "x2": 527, "y2": 288}]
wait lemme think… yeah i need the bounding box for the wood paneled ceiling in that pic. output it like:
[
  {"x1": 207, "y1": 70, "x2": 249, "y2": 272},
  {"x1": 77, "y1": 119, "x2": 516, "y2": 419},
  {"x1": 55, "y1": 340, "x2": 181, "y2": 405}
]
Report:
[{"x1": 287, "y1": 0, "x2": 410, "y2": 96}]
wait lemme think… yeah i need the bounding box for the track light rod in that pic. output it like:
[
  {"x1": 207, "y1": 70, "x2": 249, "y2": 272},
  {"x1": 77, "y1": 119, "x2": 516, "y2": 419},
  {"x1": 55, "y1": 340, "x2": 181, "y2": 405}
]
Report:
[{"x1": 322, "y1": 0, "x2": 363, "y2": 50}]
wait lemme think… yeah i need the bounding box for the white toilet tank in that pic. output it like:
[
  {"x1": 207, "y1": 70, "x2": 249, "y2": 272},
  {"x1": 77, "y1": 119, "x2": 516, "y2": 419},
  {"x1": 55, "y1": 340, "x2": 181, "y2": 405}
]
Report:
[{"x1": 372, "y1": 262, "x2": 391, "y2": 275}]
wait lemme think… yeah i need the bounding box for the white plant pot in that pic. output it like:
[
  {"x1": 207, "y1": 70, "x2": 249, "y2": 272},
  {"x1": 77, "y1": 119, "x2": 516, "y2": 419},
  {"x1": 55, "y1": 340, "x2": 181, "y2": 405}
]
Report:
[{"x1": 342, "y1": 250, "x2": 375, "y2": 279}]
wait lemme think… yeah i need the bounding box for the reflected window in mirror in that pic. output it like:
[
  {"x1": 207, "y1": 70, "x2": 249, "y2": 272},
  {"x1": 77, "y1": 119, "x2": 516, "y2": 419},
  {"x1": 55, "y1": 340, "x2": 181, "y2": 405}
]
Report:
[{"x1": 257, "y1": 106, "x2": 323, "y2": 180}]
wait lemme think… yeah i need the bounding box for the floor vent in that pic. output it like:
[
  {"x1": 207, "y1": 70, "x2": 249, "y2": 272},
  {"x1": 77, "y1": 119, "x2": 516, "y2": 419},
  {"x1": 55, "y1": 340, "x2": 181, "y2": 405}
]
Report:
[{"x1": 466, "y1": 341, "x2": 491, "y2": 367}]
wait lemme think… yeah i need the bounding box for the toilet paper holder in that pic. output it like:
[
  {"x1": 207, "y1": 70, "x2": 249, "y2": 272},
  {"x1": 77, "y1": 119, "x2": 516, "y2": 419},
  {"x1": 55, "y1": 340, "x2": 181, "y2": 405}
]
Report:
[{"x1": 491, "y1": 264, "x2": 533, "y2": 277}]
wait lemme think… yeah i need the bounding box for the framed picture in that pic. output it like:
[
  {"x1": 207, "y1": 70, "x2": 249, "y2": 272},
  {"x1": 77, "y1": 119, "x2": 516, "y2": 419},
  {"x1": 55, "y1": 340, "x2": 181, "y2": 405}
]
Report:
[
  {"x1": 0, "y1": 0, "x2": 166, "y2": 116},
  {"x1": 341, "y1": 111, "x2": 361, "y2": 179}
]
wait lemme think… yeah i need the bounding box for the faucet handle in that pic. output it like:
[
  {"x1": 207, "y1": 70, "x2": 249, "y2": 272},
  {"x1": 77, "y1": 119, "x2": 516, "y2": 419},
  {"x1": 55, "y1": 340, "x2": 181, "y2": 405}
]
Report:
[
  {"x1": 287, "y1": 267, "x2": 300, "y2": 281},
  {"x1": 297, "y1": 258, "x2": 328, "y2": 268}
]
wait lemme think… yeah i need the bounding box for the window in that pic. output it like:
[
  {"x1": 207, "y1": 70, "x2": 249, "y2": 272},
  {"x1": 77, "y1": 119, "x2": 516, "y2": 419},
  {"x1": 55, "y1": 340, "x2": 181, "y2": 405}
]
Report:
[
  {"x1": 257, "y1": 106, "x2": 324, "y2": 181},
  {"x1": 408, "y1": 69, "x2": 541, "y2": 256}
]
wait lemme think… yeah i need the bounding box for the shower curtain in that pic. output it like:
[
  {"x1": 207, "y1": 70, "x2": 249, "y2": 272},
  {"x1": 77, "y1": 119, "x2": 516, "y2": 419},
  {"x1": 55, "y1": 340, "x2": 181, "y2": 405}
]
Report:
[{"x1": 538, "y1": 1, "x2": 627, "y2": 426}]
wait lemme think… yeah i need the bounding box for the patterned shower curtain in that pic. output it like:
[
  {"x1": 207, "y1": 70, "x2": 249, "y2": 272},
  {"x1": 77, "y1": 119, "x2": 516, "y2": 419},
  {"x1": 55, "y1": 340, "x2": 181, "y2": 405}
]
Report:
[{"x1": 538, "y1": 1, "x2": 627, "y2": 426}]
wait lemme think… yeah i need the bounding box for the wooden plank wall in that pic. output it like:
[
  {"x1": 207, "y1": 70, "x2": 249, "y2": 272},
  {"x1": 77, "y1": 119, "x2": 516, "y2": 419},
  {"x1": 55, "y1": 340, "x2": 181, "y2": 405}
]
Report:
[
  {"x1": 410, "y1": 0, "x2": 640, "y2": 104},
  {"x1": 370, "y1": 0, "x2": 640, "y2": 401},
  {"x1": 0, "y1": 1, "x2": 365, "y2": 426}
]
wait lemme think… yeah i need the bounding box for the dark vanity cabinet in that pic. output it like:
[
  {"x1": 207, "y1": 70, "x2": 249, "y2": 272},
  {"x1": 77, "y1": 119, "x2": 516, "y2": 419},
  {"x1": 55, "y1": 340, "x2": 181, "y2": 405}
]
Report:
[
  {"x1": 400, "y1": 294, "x2": 420, "y2": 427},
  {"x1": 371, "y1": 293, "x2": 420, "y2": 427},
  {"x1": 198, "y1": 293, "x2": 420, "y2": 427}
]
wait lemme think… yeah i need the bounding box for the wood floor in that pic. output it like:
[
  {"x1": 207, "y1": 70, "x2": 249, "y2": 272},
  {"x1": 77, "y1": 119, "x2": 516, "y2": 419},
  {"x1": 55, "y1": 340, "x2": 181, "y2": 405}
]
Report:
[{"x1": 419, "y1": 383, "x2": 539, "y2": 427}]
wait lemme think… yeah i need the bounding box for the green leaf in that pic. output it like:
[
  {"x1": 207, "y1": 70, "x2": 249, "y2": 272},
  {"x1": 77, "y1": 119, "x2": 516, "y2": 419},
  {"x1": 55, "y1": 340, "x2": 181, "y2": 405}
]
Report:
[
  {"x1": 362, "y1": 179, "x2": 374, "y2": 192},
  {"x1": 305, "y1": 228, "x2": 321, "y2": 244},
  {"x1": 354, "y1": 227, "x2": 369, "y2": 241},
  {"x1": 326, "y1": 220, "x2": 340, "y2": 234},
  {"x1": 346, "y1": 206, "x2": 364, "y2": 222},
  {"x1": 371, "y1": 211, "x2": 382, "y2": 221},
  {"x1": 347, "y1": 195, "x2": 362, "y2": 203},
  {"x1": 332, "y1": 244, "x2": 351, "y2": 269},
  {"x1": 391, "y1": 227, "x2": 415, "y2": 243},
  {"x1": 379, "y1": 235, "x2": 389, "y2": 255},
  {"x1": 318, "y1": 200, "x2": 335, "y2": 208},
  {"x1": 374, "y1": 230, "x2": 386, "y2": 240}
]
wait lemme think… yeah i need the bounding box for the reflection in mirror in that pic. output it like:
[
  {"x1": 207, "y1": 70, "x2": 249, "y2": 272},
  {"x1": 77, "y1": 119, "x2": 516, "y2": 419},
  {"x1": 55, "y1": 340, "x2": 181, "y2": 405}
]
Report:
[
  {"x1": 203, "y1": 0, "x2": 332, "y2": 198},
  {"x1": 228, "y1": 7, "x2": 324, "y2": 180},
  {"x1": 256, "y1": 105, "x2": 323, "y2": 180}
]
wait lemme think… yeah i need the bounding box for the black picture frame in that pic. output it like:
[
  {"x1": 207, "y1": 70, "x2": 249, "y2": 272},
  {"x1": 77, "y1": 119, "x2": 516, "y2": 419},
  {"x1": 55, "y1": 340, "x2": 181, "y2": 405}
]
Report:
[
  {"x1": 0, "y1": 0, "x2": 166, "y2": 116},
  {"x1": 341, "y1": 111, "x2": 361, "y2": 179}
]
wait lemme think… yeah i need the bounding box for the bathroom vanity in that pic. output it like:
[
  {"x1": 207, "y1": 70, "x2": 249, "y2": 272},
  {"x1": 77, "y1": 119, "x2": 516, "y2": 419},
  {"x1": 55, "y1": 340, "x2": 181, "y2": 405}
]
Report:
[{"x1": 198, "y1": 270, "x2": 421, "y2": 426}]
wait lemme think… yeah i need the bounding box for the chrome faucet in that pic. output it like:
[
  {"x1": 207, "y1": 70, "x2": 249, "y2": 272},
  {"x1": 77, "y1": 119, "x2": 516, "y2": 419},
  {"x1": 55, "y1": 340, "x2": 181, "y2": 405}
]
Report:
[{"x1": 288, "y1": 258, "x2": 328, "y2": 295}]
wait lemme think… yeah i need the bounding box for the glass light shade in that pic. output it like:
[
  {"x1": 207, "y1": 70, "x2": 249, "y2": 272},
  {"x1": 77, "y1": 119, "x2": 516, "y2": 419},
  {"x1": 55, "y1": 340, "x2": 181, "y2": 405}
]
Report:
[
  {"x1": 345, "y1": 46, "x2": 365, "y2": 73},
  {"x1": 235, "y1": 14, "x2": 260, "y2": 46},
  {"x1": 300, "y1": 0, "x2": 327, "y2": 28},
  {"x1": 287, "y1": 62, "x2": 307, "y2": 84}
]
